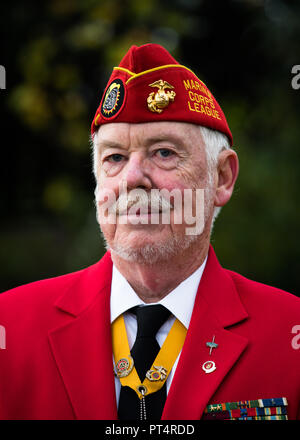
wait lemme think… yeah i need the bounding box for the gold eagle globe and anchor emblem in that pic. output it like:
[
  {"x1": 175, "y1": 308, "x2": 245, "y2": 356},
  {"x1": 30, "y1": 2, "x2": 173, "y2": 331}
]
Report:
[{"x1": 147, "y1": 79, "x2": 176, "y2": 113}]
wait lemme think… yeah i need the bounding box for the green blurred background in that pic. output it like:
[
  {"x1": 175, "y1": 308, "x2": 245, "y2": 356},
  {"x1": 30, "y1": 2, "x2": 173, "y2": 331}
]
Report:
[{"x1": 0, "y1": 0, "x2": 299, "y2": 297}]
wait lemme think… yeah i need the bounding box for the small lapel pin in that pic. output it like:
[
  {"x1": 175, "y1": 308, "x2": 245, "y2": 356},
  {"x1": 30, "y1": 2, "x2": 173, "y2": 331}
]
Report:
[
  {"x1": 202, "y1": 360, "x2": 216, "y2": 374},
  {"x1": 206, "y1": 335, "x2": 218, "y2": 356}
]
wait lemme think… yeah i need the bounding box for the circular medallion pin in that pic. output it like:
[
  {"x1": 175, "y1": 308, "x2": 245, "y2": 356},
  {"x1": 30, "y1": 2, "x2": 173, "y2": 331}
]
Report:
[
  {"x1": 146, "y1": 366, "x2": 168, "y2": 382},
  {"x1": 114, "y1": 355, "x2": 134, "y2": 378},
  {"x1": 100, "y1": 78, "x2": 126, "y2": 119},
  {"x1": 202, "y1": 360, "x2": 216, "y2": 374}
]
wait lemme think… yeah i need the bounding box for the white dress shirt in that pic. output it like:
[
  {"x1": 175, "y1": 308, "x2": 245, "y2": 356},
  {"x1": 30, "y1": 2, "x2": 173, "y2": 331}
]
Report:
[{"x1": 110, "y1": 257, "x2": 207, "y2": 406}]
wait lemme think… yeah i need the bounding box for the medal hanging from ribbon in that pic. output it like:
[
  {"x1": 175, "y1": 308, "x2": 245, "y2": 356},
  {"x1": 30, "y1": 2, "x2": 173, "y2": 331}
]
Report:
[{"x1": 112, "y1": 314, "x2": 187, "y2": 405}]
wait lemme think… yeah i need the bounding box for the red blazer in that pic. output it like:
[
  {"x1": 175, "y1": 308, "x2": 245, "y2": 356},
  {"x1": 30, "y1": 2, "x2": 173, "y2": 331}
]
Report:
[{"x1": 0, "y1": 246, "x2": 299, "y2": 420}]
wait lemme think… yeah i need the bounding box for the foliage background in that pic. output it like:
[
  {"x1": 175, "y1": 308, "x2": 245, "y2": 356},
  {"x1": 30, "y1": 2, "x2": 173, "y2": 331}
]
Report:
[{"x1": 0, "y1": 0, "x2": 299, "y2": 297}]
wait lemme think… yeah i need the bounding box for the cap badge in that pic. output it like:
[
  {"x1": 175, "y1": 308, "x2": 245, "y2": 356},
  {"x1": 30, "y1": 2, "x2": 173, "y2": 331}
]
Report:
[
  {"x1": 101, "y1": 78, "x2": 125, "y2": 118},
  {"x1": 147, "y1": 79, "x2": 176, "y2": 114}
]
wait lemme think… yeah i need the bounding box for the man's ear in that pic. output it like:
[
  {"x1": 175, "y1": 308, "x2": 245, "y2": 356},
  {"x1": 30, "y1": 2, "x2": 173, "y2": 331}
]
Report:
[{"x1": 214, "y1": 149, "x2": 239, "y2": 207}]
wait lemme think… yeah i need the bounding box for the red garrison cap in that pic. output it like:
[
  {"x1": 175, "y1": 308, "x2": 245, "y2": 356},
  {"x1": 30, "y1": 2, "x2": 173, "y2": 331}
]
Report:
[{"x1": 91, "y1": 44, "x2": 233, "y2": 145}]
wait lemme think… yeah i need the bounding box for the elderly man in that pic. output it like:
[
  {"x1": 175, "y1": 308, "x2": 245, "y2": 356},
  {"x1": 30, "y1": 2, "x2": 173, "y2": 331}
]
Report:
[{"x1": 0, "y1": 44, "x2": 299, "y2": 421}]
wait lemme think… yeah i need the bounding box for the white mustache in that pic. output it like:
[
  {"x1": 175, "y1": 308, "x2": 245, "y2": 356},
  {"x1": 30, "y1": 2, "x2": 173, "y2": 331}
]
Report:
[{"x1": 114, "y1": 190, "x2": 173, "y2": 215}]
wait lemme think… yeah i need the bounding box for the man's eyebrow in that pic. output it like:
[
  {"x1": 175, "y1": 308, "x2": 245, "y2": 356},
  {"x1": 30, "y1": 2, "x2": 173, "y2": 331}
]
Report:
[
  {"x1": 96, "y1": 134, "x2": 186, "y2": 151},
  {"x1": 97, "y1": 140, "x2": 127, "y2": 151},
  {"x1": 144, "y1": 134, "x2": 186, "y2": 148}
]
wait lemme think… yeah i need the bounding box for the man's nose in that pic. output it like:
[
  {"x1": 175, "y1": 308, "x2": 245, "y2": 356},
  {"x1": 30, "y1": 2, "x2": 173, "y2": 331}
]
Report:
[{"x1": 122, "y1": 154, "x2": 152, "y2": 190}]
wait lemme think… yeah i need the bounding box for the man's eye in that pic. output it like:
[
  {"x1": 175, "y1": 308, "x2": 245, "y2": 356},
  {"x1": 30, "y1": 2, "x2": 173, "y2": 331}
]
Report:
[
  {"x1": 156, "y1": 149, "x2": 174, "y2": 158},
  {"x1": 106, "y1": 154, "x2": 124, "y2": 163}
]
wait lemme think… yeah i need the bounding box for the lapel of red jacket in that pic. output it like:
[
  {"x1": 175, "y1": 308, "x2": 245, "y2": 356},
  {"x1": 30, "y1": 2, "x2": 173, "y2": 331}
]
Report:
[
  {"x1": 162, "y1": 246, "x2": 249, "y2": 420},
  {"x1": 48, "y1": 252, "x2": 118, "y2": 420}
]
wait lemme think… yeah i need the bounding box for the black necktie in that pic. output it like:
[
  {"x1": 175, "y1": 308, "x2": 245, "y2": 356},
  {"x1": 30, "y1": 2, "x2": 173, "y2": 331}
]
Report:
[{"x1": 118, "y1": 305, "x2": 171, "y2": 420}]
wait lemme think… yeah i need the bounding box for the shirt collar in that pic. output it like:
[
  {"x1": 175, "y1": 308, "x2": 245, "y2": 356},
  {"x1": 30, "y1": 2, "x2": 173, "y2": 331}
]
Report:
[{"x1": 110, "y1": 256, "x2": 207, "y2": 329}]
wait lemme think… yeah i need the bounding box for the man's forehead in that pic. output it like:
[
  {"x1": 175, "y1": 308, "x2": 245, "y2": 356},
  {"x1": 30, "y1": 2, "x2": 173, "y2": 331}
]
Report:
[{"x1": 95, "y1": 121, "x2": 203, "y2": 148}]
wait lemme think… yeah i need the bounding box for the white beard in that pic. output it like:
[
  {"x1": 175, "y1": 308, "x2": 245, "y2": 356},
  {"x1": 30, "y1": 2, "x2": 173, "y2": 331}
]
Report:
[{"x1": 104, "y1": 231, "x2": 199, "y2": 264}]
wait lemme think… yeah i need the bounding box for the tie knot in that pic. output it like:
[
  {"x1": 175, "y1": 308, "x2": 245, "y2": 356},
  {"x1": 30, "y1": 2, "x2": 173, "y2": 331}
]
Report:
[{"x1": 134, "y1": 305, "x2": 170, "y2": 338}]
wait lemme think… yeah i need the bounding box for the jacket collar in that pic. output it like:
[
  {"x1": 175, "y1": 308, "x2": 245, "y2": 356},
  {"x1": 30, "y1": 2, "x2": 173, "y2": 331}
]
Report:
[
  {"x1": 54, "y1": 251, "x2": 113, "y2": 317},
  {"x1": 197, "y1": 245, "x2": 248, "y2": 327}
]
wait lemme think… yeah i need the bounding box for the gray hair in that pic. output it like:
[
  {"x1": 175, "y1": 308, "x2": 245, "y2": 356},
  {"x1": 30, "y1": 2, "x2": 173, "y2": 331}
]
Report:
[
  {"x1": 91, "y1": 125, "x2": 231, "y2": 227},
  {"x1": 198, "y1": 126, "x2": 230, "y2": 225}
]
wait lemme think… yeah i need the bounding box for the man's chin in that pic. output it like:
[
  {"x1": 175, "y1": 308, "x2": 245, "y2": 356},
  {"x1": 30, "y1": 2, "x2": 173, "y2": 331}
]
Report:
[{"x1": 107, "y1": 234, "x2": 199, "y2": 264}]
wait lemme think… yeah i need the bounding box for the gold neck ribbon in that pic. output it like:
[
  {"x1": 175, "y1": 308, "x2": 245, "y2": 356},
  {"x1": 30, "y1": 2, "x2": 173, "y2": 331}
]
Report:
[{"x1": 112, "y1": 313, "x2": 187, "y2": 399}]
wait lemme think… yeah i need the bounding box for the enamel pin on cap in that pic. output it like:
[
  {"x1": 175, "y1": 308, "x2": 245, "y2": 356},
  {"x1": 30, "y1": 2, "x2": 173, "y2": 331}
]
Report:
[{"x1": 100, "y1": 78, "x2": 126, "y2": 119}]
